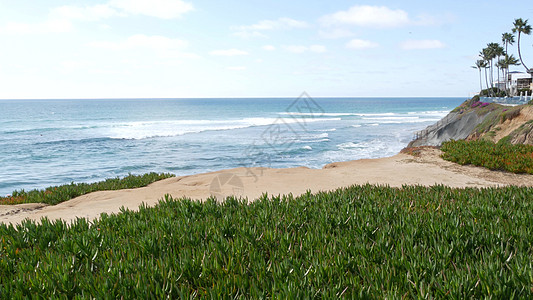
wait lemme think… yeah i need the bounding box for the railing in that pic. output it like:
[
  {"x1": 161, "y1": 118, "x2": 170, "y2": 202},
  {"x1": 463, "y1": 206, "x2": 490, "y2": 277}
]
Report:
[
  {"x1": 412, "y1": 113, "x2": 453, "y2": 141},
  {"x1": 480, "y1": 96, "x2": 531, "y2": 105}
]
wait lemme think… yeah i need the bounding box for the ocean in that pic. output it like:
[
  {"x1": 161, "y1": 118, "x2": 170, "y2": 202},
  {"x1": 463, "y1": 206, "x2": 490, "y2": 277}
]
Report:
[{"x1": 0, "y1": 96, "x2": 465, "y2": 195}]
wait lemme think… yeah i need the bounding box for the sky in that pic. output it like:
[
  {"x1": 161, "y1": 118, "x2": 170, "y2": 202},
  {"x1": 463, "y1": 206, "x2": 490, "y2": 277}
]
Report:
[{"x1": 0, "y1": 0, "x2": 532, "y2": 99}]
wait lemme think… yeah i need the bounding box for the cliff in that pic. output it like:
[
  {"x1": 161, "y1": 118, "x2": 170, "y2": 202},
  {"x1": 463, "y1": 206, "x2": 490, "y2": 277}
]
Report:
[{"x1": 408, "y1": 97, "x2": 533, "y2": 147}]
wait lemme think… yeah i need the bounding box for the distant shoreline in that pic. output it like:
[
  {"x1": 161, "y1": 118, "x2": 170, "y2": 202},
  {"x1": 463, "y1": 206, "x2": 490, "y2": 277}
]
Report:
[{"x1": 0, "y1": 96, "x2": 467, "y2": 101}]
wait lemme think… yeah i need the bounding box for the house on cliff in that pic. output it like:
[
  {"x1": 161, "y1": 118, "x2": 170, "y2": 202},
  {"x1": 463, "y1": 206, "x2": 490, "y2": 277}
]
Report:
[{"x1": 507, "y1": 71, "x2": 533, "y2": 96}]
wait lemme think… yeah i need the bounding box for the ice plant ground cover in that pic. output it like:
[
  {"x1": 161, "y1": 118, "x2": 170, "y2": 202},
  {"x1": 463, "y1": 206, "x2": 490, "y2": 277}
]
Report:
[
  {"x1": 1, "y1": 185, "x2": 532, "y2": 298},
  {"x1": 0, "y1": 173, "x2": 174, "y2": 205},
  {"x1": 441, "y1": 140, "x2": 533, "y2": 174}
]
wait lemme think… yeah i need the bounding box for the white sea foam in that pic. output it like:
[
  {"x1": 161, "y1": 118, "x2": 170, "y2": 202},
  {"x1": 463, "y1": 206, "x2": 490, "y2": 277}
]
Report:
[
  {"x1": 332, "y1": 138, "x2": 405, "y2": 161},
  {"x1": 374, "y1": 119, "x2": 441, "y2": 124},
  {"x1": 407, "y1": 110, "x2": 450, "y2": 116},
  {"x1": 361, "y1": 116, "x2": 443, "y2": 124},
  {"x1": 363, "y1": 117, "x2": 421, "y2": 122},
  {"x1": 297, "y1": 132, "x2": 331, "y2": 144},
  {"x1": 280, "y1": 111, "x2": 451, "y2": 120},
  {"x1": 279, "y1": 112, "x2": 398, "y2": 117},
  {"x1": 337, "y1": 142, "x2": 359, "y2": 149},
  {"x1": 302, "y1": 138, "x2": 330, "y2": 144},
  {"x1": 355, "y1": 112, "x2": 397, "y2": 117},
  {"x1": 279, "y1": 112, "x2": 351, "y2": 117},
  {"x1": 103, "y1": 117, "x2": 341, "y2": 140}
]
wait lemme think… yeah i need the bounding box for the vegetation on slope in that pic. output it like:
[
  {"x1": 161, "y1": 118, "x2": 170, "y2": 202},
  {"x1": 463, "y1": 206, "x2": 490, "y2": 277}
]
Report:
[
  {"x1": 0, "y1": 173, "x2": 174, "y2": 205},
  {"x1": 1, "y1": 185, "x2": 532, "y2": 298},
  {"x1": 441, "y1": 139, "x2": 533, "y2": 174},
  {"x1": 446, "y1": 96, "x2": 533, "y2": 145}
]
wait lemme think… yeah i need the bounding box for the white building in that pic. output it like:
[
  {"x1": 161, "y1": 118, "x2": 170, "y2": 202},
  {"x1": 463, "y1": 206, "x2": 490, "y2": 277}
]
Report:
[{"x1": 507, "y1": 71, "x2": 532, "y2": 96}]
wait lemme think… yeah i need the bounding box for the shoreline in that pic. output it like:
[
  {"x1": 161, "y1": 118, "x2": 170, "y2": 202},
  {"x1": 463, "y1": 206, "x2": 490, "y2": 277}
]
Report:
[{"x1": 1, "y1": 147, "x2": 532, "y2": 225}]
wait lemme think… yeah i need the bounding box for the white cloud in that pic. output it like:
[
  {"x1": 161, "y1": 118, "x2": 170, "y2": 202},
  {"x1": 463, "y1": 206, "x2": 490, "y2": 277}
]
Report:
[
  {"x1": 284, "y1": 45, "x2": 326, "y2": 54},
  {"x1": 109, "y1": 0, "x2": 193, "y2": 19},
  {"x1": 50, "y1": 5, "x2": 117, "y2": 21},
  {"x1": 209, "y1": 49, "x2": 249, "y2": 56},
  {"x1": 318, "y1": 28, "x2": 355, "y2": 39},
  {"x1": 262, "y1": 45, "x2": 276, "y2": 51},
  {"x1": 284, "y1": 45, "x2": 308, "y2": 54},
  {"x1": 400, "y1": 39, "x2": 445, "y2": 50},
  {"x1": 412, "y1": 13, "x2": 456, "y2": 26},
  {"x1": 227, "y1": 66, "x2": 247, "y2": 71},
  {"x1": 346, "y1": 39, "x2": 379, "y2": 49},
  {"x1": 50, "y1": 0, "x2": 193, "y2": 22},
  {"x1": 232, "y1": 17, "x2": 308, "y2": 38},
  {"x1": 309, "y1": 45, "x2": 327, "y2": 53},
  {"x1": 0, "y1": 19, "x2": 73, "y2": 34},
  {"x1": 1, "y1": 0, "x2": 193, "y2": 35},
  {"x1": 237, "y1": 17, "x2": 307, "y2": 31},
  {"x1": 233, "y1": 31, "x2": 267, "y2": 38},
  {"x1": 89, "y1": 34, "x2": 188, "y2": 50},
  {"x1": 320, "y1": 5, "x2": 409, "y2": 28},
  {"x1": 59, "y1": 60, "x2": 92, "y2": 73}
]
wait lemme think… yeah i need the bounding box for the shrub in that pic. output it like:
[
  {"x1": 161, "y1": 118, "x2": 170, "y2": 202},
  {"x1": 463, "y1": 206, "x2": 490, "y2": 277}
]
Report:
[
  {"x1": 497, "y1": 136, "x2": 512, "y2": 145},
  {"x1": 441, "y1": 140, "x2": 533, "y2": 174},
  {"x1": 0, "y1": 173, "x2": 175, "y2": 205},
  {"x1": 500, "y1": 107, "x2": 522, "y2": 122},
  {"x1": 479, "y1": 87, "x2": 505, "y2": 97}
]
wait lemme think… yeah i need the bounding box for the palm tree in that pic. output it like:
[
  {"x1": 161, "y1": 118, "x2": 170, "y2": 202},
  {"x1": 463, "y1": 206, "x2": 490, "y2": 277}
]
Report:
[
  {"x1": 482, "y1": 44, "x2": 503, "y2": 95},
  {"x1": 501, "y1": 32, "x2": 515, "y2": 92},
  {"x1": 481, "y1": 48, "x2": 492, "y2": 92},
  {"x1": 472, "y1": 60, "x2": 488, "y2": 93},
  {"x1": 480, "y1": 48, "x2": 493, "y2": 96},
  {"x1": 500, "y1": 54, "x2": 520, "y2": 95},
  {"x1": 512, "y1": 18, "x2": 532, "y2": 72},
  {"x1": 489, "y1": 43, "x2": 505, "y2": 92},
  {"x1": 501, "y1": 32, "x2": 515, "y2": 54}
]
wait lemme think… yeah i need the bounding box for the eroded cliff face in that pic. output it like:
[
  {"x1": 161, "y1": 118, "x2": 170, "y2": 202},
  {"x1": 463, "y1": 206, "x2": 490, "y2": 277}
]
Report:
[
  {"x1": 509, "y1": 123, "x2": 533, "y2": 144},
  {"x1": 408, "y1": 98, "x2": 533, "y2": 147},
  {"x1": 408, "y1": 110, "x2": 490, "y2": 147},
  {"x1": 488, "y1": 106, "x2": 533, "y2": 145}
]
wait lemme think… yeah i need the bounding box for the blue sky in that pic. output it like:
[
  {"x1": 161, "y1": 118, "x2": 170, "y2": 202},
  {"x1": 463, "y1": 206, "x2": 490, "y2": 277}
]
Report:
[{"x1": 0, "y1": 0, "x2": 532, "y2": 98}]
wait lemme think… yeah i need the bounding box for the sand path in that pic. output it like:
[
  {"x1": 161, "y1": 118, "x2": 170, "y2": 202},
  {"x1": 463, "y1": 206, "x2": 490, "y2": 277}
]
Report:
[{"x1": 1, "y1": 148, "x2": 532, "y2": 225}]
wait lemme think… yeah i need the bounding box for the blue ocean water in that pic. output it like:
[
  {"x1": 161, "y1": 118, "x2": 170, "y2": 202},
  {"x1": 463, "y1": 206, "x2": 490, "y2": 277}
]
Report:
[{"x1": 0, "y1": 96, "x2": 465, "y2": 195}]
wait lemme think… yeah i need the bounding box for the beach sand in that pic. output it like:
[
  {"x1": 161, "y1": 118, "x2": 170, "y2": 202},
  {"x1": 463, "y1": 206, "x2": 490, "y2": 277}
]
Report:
[{"x1": 1, "y1": 147, "x2": 532, "y2": 225}]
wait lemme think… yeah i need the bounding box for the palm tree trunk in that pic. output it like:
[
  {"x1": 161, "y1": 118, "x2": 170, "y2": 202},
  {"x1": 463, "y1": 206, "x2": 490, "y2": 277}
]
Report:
[
  {"x1": 517, "y1": 32, "x2": 530, "y2": 71},
  {"x1": 489, "y1": 60, "x2": 495, "y2": 96},
  {"x1": 496, "y1": 63, "x2": 500, "y2": 93},
  {"x1": 485, "y1": 68, "x2": 489, "y2": 96},
  {"x1": 505, "y1": 43, "x2": 509, "y2": 95},
  {"x1": 504, "y1": 68, "x2": 508, "y2": 96},
  {"x1": 479, "y1": 69, "x2": 483, "y2": 93}
]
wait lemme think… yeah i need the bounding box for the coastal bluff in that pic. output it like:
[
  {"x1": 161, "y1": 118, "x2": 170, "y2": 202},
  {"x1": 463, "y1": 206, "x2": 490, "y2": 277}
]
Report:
[{"x1": 409, "y1": 96, "x2": 533, "y2": 147}]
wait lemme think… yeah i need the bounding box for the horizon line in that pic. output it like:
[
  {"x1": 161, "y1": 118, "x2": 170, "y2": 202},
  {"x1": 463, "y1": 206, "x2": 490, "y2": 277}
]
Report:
[{"x1": 0, "y1": 96, "x2": 470, "y2": 100}]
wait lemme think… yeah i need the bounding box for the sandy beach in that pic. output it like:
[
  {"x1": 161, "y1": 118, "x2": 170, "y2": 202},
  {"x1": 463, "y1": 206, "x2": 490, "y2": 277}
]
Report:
[{"x1": 1, "y1": 147, "x2": 532, "y2": 225}]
